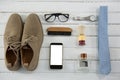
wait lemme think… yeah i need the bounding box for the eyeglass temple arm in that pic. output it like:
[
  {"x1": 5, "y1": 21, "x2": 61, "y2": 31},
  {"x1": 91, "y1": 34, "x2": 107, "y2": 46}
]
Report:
[{"x1": 62, "y1": 14, "x2": 69, "y2": 18}]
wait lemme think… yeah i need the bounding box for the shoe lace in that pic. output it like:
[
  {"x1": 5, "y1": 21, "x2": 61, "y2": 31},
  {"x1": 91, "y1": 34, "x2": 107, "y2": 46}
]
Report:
[
  {"x1": 21, "y1": 35, "x2": 38, "y2": 46},
  {"x1": 7, "y1": 36, "x2": 21, "y2": 56}
]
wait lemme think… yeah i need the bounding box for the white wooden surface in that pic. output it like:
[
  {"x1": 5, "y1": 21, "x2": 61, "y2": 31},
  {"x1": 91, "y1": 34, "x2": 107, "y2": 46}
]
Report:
[{"x1": 0, "y1": 0, "x2": 120, "y2": 80}]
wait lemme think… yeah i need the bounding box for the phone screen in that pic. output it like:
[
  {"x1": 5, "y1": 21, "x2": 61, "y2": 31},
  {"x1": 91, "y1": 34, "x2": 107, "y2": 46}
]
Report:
[{"x1": 50, "y1": 43, "x2": 63, "y2": 69}]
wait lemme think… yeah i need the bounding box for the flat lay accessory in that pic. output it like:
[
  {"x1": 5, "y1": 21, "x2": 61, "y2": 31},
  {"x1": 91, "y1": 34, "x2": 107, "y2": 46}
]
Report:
[
  {"x1": 78, "y1": 26, "x2": 86, "y2": 46},
  {"x1": 77, "y1": 53, "x2": 89, "y2": 72},
  {"x1": 44, "y1": 13, "x2": 69, "y2": 22},
  {"x1": 50, "y1": 43, "x2": 63, "y2": 69},
  {"x1": 98, "y1": 6, "x2": 111, "y2": 75},
  {"x1": 73, "y1": 15, "x2": 97, "y2": 22},
  {"x1": 80, "y1": 53, "x2": 88, "y2": 67},
  {"x1": 47, "y1": 27, "x2": 72, "y2": 35},
  {"x1": 21, "y1": 14, "x2": 43, "y2": 71},
  {"x1": 4, "y1": 14, "x2": 23, "y2": 71}
]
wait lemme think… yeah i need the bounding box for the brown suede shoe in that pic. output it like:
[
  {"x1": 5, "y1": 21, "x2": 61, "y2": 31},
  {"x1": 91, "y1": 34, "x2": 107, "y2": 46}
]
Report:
[
  {"x1": 21, "y1": 14, "x2": 43, "y2": 71},
  {"x1": 4, "y1": 14, "x2": 23, "y2": 71}
]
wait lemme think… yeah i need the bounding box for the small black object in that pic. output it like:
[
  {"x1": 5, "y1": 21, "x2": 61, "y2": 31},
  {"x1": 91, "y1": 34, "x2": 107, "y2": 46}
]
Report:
[
  {"x1": 48, "y1": 31, "x2": 71, "y2": 35},
  {"x1": 44, "y1": 13, "x2": 69, "y2": 22},
  {"x1": 50, "y1": 43, "x2": 63, "y2": 69},
  {"x1": 50, "y1": 65, "x2": 63, "y2": 69}
]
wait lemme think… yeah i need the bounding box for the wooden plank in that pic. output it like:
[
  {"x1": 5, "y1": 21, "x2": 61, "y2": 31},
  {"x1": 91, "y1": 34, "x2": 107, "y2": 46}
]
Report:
[
  {"x1": 0, "y1": 12, "x2": 120, "y2": 24},
  {"x1": 0, "y1": 2, "x2": 120, "y2": 12},
  {"x1": 1, "y1": 73, "x2": 120, "y2": 80},
  {"x1": 1, "y1": 24, "x2": 120, "y2": 36},
  {"x1": 0, "y1": 36, "x2": 120, "y2": 48},
  {"x1": 1, "y1": 48, "x2": 120, "y2": 60},
  {"x1": 1, "y1": 60, "x2": 120, "y2": 73},
  {"x1": 0, "y1": 60, "x2": 75, "y2": 73},
  {"x1": 0, "y1": 73, "x2": 101, "y2": 80}
]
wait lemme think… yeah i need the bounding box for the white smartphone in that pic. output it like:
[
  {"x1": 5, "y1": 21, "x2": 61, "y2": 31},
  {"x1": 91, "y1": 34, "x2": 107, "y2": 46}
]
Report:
[{"x1": 50, "y1": 43, "x2": 63, "y2": 69}]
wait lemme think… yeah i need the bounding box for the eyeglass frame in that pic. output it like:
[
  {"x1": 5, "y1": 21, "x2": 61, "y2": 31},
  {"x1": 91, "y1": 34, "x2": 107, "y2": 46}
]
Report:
[{"x1": 44, "y1": 13, "x2": 69, "y2": 22}]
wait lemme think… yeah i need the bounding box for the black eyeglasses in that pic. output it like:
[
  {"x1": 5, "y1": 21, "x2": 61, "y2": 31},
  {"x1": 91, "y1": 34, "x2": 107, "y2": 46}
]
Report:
[{"x1": 44, "y1": 13, "x2": 69, "y2": 22}]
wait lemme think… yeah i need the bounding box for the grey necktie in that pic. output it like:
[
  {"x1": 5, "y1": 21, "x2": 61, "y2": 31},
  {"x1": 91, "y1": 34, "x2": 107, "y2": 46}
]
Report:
[{"x1": 98, "y1": 6, "x2": 111, "y2": 75}]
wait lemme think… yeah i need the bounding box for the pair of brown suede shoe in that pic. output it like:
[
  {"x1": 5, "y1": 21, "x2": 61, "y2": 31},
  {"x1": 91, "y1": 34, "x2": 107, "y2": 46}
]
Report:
[{"x1": 4, "y1": 13, "x2": 43, "y2": 71}]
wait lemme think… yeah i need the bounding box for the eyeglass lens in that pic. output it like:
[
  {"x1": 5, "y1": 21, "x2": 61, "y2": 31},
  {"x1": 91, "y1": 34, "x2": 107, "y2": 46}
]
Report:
[
  {"x1": 58, "y1": 14, "x2": 69, "y2": 22},
  {"x1": 45, "y1": 14, "x2": 56, "y2": 22}
]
